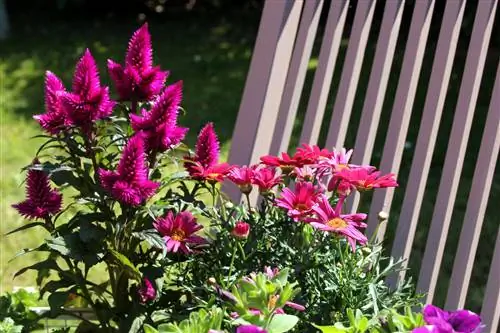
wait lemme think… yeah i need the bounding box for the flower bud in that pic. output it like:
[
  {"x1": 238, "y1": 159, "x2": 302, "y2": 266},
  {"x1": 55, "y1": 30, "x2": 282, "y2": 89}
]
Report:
[{"x1": 231, "y1": 221, "x2": 250, "y2": 239}]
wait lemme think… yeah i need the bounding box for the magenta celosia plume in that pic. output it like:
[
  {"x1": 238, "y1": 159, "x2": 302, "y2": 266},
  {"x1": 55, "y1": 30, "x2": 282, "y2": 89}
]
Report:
[
  {"x1": 138, "y1": 277, "x2": 156, "y2": 303},
  {"x1": 185, "y1": 123, "x2": 231, "y2": 182},
  {"x1": 59, "y1": 49, "x2": 115, "y2": 133},
  {"x1": 12, "y1": 159, "x2": 62, "y2": 220},
  {"x1": 130, "y1": 81, "x2": 187, "y2": 152},
  {"x1": 99, "y1": 134, "x2": 159, "y2": 206},
  {"x1": 108, "y1": 23, "x2": 168, "y2": 101},
  {"x1": 309, "y1": 195, "x2": 367, "y2": 251},
  {"x1": 153, "y1": 211, "x2": 206, "y2": 254},
  {"x1": 276, "y1": 182, "x2": 321, "y2": 221},
  {"x1": 33, "y1": 71, "x2": 67, "y2": 135}
]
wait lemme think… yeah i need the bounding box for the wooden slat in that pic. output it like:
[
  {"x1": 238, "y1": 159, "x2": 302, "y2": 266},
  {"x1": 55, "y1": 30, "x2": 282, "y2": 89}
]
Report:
[
  {"x1": 299, "y1": 0, "x2": 350, "y2": 145},
  {"x1": 380, "y1": 0, "x2": 466, "y2": 286},
  {"x1": 324, "y1": 0, "x2": 378, "y2": 150},
  {"x1": 225, "y1": 0, "x2": 303, "y2": 201},
  {"x1": 270, "y1": 0, "x2": 324, "y2": 155},
  {"x1": 446, "y1": 62, "x2": 500, "y2": 309},
  {"x1": 417, "y1": 0, "x2": 496, "y2": 303},
  {"x1": 482, "y1": 229, "x2": 500, "y2": 333},
  {"x1": 346, "y1": 0, "x2": 406, "y2": 213},
  {"x1": 364, "y1": 0, "x2": 435, "y2": 238}
]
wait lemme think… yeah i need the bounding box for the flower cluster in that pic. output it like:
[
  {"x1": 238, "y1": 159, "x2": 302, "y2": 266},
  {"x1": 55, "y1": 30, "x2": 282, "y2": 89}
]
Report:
[{"x1": 412, "y1": 305, "x2": 483, "y2": 333}]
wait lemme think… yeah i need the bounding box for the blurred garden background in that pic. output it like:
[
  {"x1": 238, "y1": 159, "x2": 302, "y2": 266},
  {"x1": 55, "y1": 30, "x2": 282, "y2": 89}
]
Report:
[{"x1": 0, "y1": 0, "x2": 499, "y2": 314}]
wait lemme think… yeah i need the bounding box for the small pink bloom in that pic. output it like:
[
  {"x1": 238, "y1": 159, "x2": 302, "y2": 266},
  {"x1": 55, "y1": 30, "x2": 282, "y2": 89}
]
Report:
[
  {"x1": 153, "y1": 211, "x2": 206, "y2": 254},
  {"x1": 335, "y1": 168, "x2": 398, "y2": 191},
  {"x1": 227, "y1": 165, "x2": 256, "y2": 194},
  {"x1": 99, "y1": 134, "x2": 159, "y2": 206},
  {"x1": 236, "y1": 325, "x2": 267, "y2": 333},
  {"x1": 188, "y1": 162, "x2": 232, "y2": 183},
  {"x1": 12, "y1": 159, "x2": 62, "y2": 220},
  {"x1": 138, "y1": 278, "x2": 156, "y2": 303},
  {"x1": 260, "y1": 152, "x2": 309, "y2": 173},
  {"x1": 309, "y1": 195, "x2": 368, "y2": 251},
  {"x1": 295, "y1": 143, "x2": 333, "y2": 164},
  {"x1": 59, "y1": 49, "x2": 115, "y2": 133},
  {"x1": 108, "y1": 23, "x2": 168, "y2": 101},
  {"x1": 275, "y1": 182, "x2": 321, "y2": 221},
  {"x1": 33, "y1": 71, "x2": 67, "y2": 135},
  {"x1": 264, "y1": 266, "x2": 280, "y2": 279},
  {"x1": 232, "y1": 221, "x2": 250, "y2": 239},
  {"x1": 130, "y1": 81, "x2": 187, "y2": 152},
  {"x1": 252, "y1": 167, "x2": 282, "y2": 193},
  {"x1": 290, "y1": 165, "x2": 316, "y2": 182}
]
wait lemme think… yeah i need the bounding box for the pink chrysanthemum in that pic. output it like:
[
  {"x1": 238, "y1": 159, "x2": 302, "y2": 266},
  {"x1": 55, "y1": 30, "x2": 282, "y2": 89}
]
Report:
[
  {"x1": 309, "y1": 196, "x2": 367, "y2": 251},
  {"x1": 290, "y1": 165, "x2": 316, "y2": 182},
  {"x1": 99, "y1": 134, "x2": 159, "y2": 206},
  {"x1": 130, "y1": 81, "x2": 187, "y2": 152},
  {"x1": 275, "y1": 182, "x2": 321, "y2": 221},
  {"x1": 412, "y1": 305, "x2": 483, "y2": 333},
  {"x1": 108, "y1": 23, "x2": 168, "y2": 101},
  {"x1": 59, "y1": 49, "x2": 115, "y2": 133},
  {"x1": 33, "y1": 71, "x2": 67, "y2": 135},
  {"x1": 295, "y1": 143, "x2": 333, "y2": 164},
  {"x1": 12, "y1": 159, "x2": 62, "y2": 220},
  {"x1": 227, "y1": 165, "x2": 256, "y2": 194},
  {"x1": 153, "y1": 211, "x2": 206, "y2": 254},
  {"x1": 138, "y1": 277, "x2": 156, "y2": 303},
  {"x1": 335, "y1": 168, "x2": 398, "y2": 192},
  {"x1": 184, "y1": 123, "x2": 230, "y2": 182},
  {"x1": 260, "y1": 152, "x2": 308, "y2": 174},
  {"x1": 252, "y1": 167, "x2": 282, "y2": 193}
]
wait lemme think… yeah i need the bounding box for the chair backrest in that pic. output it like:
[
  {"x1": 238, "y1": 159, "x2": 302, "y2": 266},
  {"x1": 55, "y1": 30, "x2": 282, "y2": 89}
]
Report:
[{"x1": 227, "y1": 0, "x2": 500, "y2": 330}]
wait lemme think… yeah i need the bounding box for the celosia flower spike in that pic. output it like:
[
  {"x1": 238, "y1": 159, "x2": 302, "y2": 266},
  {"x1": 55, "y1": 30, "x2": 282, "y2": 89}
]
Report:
[
  {"x1": 153, "y1": 211, "x2": 207, "y2": 254},
  {"x1": 12, "y1": 159, "x2": 62, "y2": 220},
  {"x1": 130, "y1": 81, "x2": 187, "y2": 152},
  {"x1": 33, "y1": 71, "x2": 67, "y2": 135},
  {"x1": 108, "y1": 23, "x2": 168, "y2": 101},
  {"x1": 99, "y1": 134, "x2": 159, "y2": 206},
  {"x1": 59, "y1": 49, "x2": 115, "y2": 133}
]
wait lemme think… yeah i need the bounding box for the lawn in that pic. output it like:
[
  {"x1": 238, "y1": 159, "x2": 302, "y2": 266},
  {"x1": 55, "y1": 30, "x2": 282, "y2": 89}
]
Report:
[{"x1": 1, "y1": 7, "x2": 499, "y2": 315}]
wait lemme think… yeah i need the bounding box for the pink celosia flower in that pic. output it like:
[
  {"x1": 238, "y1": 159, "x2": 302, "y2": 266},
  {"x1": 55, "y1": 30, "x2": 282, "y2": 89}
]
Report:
[
  {"x1": 33, "y1": 71, "x2": 67, "y2": 135},
  {"x1": 12, "y1": 159, "x2": 62, "y2": 220},
  {"x1": 335, "y1": 168, "x2": 398, "y2": 192},
  {"x1": 99, "y1": 134, "x2": 159, "y2": 206},
  {"x1": 59, "y1": 49, "x2": 115, "y2": 133},
  {"x1": 309, "y1": 195, "x2": 367, "y2": 251},
  {"x1": 153, "y1": 211, "x2": 206, "y2": 254},
  {"x1": 138, "y1": 277, "x2": 156, "y2": 303},
  {"x1": 227, "y1": 165, "x2": 256, "y2": 194},
  {"x1": 232, "y1": 221, "x2": 250, "y2": 239},
  {"x1": 184, "y1": 123, "x2": 231, "y2": 182},
  {"x1": 260, "y1": 152, "x2": 307, "y2": 173},
  {"x1": 252, "y1": 167, "x2": 282, "y2": 193},
  {"x1": 275, "y1": 182, "x2": 321, "y2": 221},
  {"x1": 108, "y1": 23, "x2": 168, "y2": 101},
  {"x1": 130, "y1": 81, "x2": 187, "y2": 152}
]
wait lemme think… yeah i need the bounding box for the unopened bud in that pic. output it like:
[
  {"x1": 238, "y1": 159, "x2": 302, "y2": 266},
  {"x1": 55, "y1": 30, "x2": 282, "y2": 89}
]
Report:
[
  {"x1": 207, "y1": 277, "x2": 217, "y2": 286},
  {"x1": 378, "y1": 211, "x2": 389, "y2": 222}
]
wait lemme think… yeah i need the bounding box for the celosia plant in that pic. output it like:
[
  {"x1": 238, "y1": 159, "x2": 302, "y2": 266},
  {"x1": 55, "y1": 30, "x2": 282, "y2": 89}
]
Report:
[{"x1": 10, "y1": 23, "x2": 480, "y2": 333}]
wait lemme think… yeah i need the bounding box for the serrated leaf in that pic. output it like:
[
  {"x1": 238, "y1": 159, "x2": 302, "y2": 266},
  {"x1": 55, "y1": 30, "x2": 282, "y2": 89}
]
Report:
[
  {"x1": 132, "y1": 229, "x2": 166, "y2": 257},
  {"x1": 108, "y1": 249, "x2": 141, "y2": 281}
]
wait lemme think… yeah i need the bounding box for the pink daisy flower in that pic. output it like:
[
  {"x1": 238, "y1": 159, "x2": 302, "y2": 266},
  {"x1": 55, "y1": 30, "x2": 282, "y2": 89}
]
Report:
[
  {"x1": 227, "y1": 165, "x2": 256, "y2": 194},
  {"x1": 153, "y1": 211, "x2": 206, "y2": 254},
  {"x1": 309, "y1": 195, "x2": 368, "y2": 251},
  {"x1": 252, "y1": 167, "x2": 282, "y2": 193},
  {"x1": 275, "y1": 182, "x2": 321, "y2": 221},
  {"x1": 335, "y1": 168, "x2": 398, "y2": 192}
]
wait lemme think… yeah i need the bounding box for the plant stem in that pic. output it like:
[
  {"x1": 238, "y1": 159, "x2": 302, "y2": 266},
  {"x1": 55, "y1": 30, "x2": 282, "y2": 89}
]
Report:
[
  {"x1": 226, "y1": 245, "x2": 237, "y2": 288},
  {"x1": 245, "y1": 193, "x2": 252, "y2": 211}
]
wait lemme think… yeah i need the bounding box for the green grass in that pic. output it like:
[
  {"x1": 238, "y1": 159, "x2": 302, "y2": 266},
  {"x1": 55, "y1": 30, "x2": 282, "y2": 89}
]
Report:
[{"x1": 1, "y1": 10, "x2": 499, "y2": 316}]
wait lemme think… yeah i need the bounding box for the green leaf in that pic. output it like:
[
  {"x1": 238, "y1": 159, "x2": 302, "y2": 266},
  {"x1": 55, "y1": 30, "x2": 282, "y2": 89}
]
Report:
[
  {"x1": 5, "y1": 222, "x2": 47, "y2": 236},
  {"x1": 312, "y1": 324, "x2": 350, "y2": 333},
  {"x1": 14, "y1": 258, "x2": 60, "y2": 278},
  {"x1": 129, "y1": 315, "x2": 146, "y2": 333},
  {"x1": 143, "y1": 324, "x2": 159, "y2": 333},
  {"x1": 108, "y1": 249, "x2": 141, "y2": 281},
  {"x1": 9, "y1": 244, "x2": 49, "y2": 262},
  {"x1": 79, "y1": 221, "x2": 106, "y2": 243},
  {"x1": 40, "y1": 279, "x2": 75, "y2": 298},
  {"x1": 267, "y1": 314, "x2": 299, "y2": 333},
  {"x1": 48, "y1": 291, "x2": 69, "y2": 317},
  {"x1": 132, "y1": 229, "x2": 166, "y2": 257},
  {"x1": 157, "y1": 323, "x2": 183, "y2": 333}
]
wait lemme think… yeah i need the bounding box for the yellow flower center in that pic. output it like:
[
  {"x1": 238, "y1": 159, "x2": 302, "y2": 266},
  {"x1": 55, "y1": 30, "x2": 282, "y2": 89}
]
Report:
[
  {"x1": 295, "y1": 203, "x2": 309, "y2": 211},
  {"x1": 280, "y1": 165, "x2": 294, "y2": 174},
  {"x1": 326, "y1": 217, "x2": 348, "y2": 229},
  {"x1": 268, "y1": 295, "x2": 279, "y2": 310},
  {"x1": 171, "y1": 229, "x2": 186, "y2": 241},
  {"x1": 336, "y1": 164, "x2": 349, "y2": 171}
]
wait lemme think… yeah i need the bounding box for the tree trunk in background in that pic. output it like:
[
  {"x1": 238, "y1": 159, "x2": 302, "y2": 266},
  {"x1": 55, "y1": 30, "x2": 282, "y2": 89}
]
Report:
[{"x1": 0, "y1": 0, "x2": 9, "y2": 39}]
